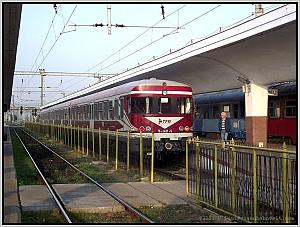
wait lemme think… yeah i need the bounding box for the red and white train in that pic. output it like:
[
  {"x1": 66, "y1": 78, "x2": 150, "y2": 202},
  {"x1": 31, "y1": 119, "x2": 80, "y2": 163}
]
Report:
[{"x1": 40, "y1": 79, "x2": 193, "y2": 154}]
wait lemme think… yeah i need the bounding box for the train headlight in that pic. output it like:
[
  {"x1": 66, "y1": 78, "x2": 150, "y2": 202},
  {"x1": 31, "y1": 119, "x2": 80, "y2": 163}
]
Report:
[
  {"x1": 179, "y1": 126, "x2": 184, "y2": 131},
  {"x1": 139, "y1": 126, "x2": 145, "y2": 132},
  {"x1": 184, "y1": 126, "x2": 190, "y2": 132},
  {"x1": 146, "y1": 126, "x2": 152, "y2": 132},
  {"x1": 165, "y1": 142, "x2": 173, "y2": 150}
]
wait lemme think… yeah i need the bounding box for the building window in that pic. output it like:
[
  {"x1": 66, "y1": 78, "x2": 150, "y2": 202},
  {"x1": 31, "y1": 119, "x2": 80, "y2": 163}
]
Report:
[
  {"x1": 268, "y1": 100, "x2": 280, "y2": 118},
  {"x1": 285, "y1": 99, "x2": 296, "y2": 117}
]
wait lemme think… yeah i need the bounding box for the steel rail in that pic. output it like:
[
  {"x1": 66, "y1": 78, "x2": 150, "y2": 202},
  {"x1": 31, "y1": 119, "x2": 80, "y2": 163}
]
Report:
[
  {"x1": 20, "y1": 128, "x2": 154, "y2": 223},
  {"x1": 13, "y1": 128, "x2": 72, "y2": 223}
]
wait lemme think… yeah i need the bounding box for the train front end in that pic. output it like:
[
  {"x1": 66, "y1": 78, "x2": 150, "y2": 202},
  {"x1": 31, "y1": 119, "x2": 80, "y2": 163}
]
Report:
[{"x1": 128, "y1": 80, "x2": 193, "y2": 157}]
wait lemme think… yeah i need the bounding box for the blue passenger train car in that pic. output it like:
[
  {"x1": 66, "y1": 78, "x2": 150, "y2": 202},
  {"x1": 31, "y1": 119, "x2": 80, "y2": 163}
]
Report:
[{"x1": 193, "y1": 89, "x2": 246, "y2": 140}]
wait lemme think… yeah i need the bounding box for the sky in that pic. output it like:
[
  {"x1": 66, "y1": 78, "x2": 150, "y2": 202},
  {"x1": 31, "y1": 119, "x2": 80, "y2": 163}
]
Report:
[{"x1": 12, "y1": 3, "x2": 281, "y2": 108}]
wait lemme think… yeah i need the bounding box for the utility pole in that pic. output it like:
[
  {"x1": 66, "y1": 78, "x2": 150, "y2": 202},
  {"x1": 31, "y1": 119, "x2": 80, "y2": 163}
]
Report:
[
  {"x1": 39, "y1": 69, "x2": 45, "y2": 107},
  {"x1": 107, "y1": 5, "x2": 112, "y2": 35}
]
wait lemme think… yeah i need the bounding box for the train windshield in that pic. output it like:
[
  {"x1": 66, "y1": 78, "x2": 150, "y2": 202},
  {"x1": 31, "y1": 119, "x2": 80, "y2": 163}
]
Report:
[{"x1": 130, "y1": 97, "x2": 191, "y2": 114}]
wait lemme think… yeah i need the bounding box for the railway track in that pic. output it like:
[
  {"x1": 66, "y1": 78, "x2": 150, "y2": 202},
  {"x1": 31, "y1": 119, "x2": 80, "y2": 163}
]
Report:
[{"x1": 13, "y1": 127, "x2": 154, "y2": 224}]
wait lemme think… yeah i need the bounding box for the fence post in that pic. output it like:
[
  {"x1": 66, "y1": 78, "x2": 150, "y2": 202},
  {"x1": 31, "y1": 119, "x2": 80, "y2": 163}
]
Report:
[
  {"x1": 86, "y1": 126, "x2": 89, "y2": 156},
  {"x1": 92, "y1": 127, "x2": 95, "y2": 158},
  {"x1": 214, "y1": 144, "x2": 218, "y2": 208},
  {"x1": 64, "y1": 124, "x2": 67, "y2": 144},
  {"x1": 150, "y1": 131, "x2": 154, "y2": 183},
  {"x1": 82, "y1": 126, "x2": 84, "y2": 154},
  {"x1": 186, "y1": 139, "x2": 189, "y2": 196},
  {"x1": 77, "y1": 125, "x2": 80, "y2": 151},
  {"x1": 99, "y1": 128, "x2": 102, "y2": 160},
  {"x1": 106, "y1": 128, "x2": 110, "y2": 163},
  {"x1": 127, "y1": 130, "x2": 130, "y2": 172},
  {"x1": 73, "y1": 125, "x2": 76, "y2": 149},
  {"x1": 70, "y1": 125, "x2": 72, "y2": 148},
  {"x1": 253, "y1": 149, "x2": 257, "y2": 223},
  {"x1": 195, "y1": 136, "x2": 200, "y2": 199},
  {"x1": 282, "y1": 142, "x2": 289, "y2": 223},
  {"x1": 115, "y1": 129, "x2": 118, "y2": 170},
  {"x1": 139, "y1": 130, "x2": 143, "y2": 178},
  {"x1": 231, "y1": 139, "x2": 236, "y2": 212}
]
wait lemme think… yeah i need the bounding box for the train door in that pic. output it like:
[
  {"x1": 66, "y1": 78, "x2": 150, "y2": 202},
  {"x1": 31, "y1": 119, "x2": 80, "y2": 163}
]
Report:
[{"x1": 90, "y1": 103, "x2": 94, "y2": 129}]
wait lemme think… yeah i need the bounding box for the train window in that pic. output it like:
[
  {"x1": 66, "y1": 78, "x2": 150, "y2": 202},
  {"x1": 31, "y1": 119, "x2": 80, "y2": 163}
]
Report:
[
  {"x1": 204, "y1": 111, "x2": 209, "y2": 119},
  {"x1": 223, "y1": 105, "x2": 230, "y2": 118},
  {"x1": 120, "y1": 98, "x2": 124, "y2": 119},
  {"x1": 268, "y1": 100, "x2": 280, "y2": 118},
  {"x1": 94, "y1": 103, "x2": 98, "y2": 120},
  {"x1": 240, "y1": 103, "x2": 245, "y2": 118},
  {"x1": 103, "y1": 101, "x2": 108, "y2": 120},
  {"x1": 99, "y1": 102, "x2": 103, "y2": 119},
  {"x1": 109, "y1": 101, "x2": 114, "y2": 120},
  {"x1": 131, "y1": 97, "x2": 146, "y2": 114},
  {"x1": 233, "y1": 104, "x2": 239, "y2": 119},
  {"x1": 285, "y1": 99, "x2": 296, "y2": 117},
  {"x1": 212, "y1": 106, "x2": 219, "y2": 119}
]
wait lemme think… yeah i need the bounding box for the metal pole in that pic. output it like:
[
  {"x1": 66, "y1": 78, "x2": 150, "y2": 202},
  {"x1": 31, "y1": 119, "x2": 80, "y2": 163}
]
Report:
[
  {"x1": 282, "y1": 142, "x2": 289, "y2": 223},
  {"x1": 99, "y1": 128, "x2": 102, "y2": 160},
  {"x1": 139, "y1": 130, "x2": 143, "y2": 178},
  {"x1": 186, "y1": 139, "x2": 189, "y2": 196},
  {"x1": 150, "y1": 131, "x2": 154, "y2": 183},
  {"x1": 214, "y1": 144, "x2": 218, "y2": 208},
  {"x1": 196, "y1": 137, "x2": 200, "y2": 198},
  {"x1": 127, "y1": 130, "x2": 130, "y2": 172},
  {"x1": 253, "y1": 149, "x2": 257, "y2": 223},
  {"x1": 115, "y1": 129, "x2": 118, "y2": 170},
  {"x1": 86, "y1": 126, "x2": 89, "y2": 155},
  {"x1": 77, "y1": 125, "x2": 80, "y2": 151},
  {"x1": 106, "y1": 128, "x2": 110, "y2": 163},
  {"x1": 92, "y1": 127, "x2": 95, "y2": 158},
  {"x1": 231, "y1": 140, "x2": 236, "y2": 211},
  {"x1": 82, "y1": 126, "x2": 84, "y2": 154}
]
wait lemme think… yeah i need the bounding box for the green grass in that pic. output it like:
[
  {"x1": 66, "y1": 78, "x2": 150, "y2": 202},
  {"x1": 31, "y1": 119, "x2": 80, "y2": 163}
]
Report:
[
  {"x1": 140, "y1": 204, "x2": 231, "y2": 223},
  {"x1": 10, "y1": 128, "x2": 39, "y2": 185},
  {"x1": 21, "y1": 210, "x2": 65, "y2": 224},
  {"x1": 21, "y1": 210, "x2": 139, "y2": 223}
]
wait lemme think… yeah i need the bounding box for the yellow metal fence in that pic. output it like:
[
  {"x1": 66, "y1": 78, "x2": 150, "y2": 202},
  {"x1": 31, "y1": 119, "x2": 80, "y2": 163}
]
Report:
[
  {"x1": 25, "y1": 122, "x2": 156, "y2": 183},
  {"x1": 186, "y1": 137, "x2": 296, "y2": 223}
]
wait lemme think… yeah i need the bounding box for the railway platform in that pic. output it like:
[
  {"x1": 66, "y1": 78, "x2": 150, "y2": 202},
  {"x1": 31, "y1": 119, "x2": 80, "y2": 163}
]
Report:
[
  {"x1": 19, "y1": 181, "x2": 187, "y2": 213},
  {"x1": 3, "y1": 126, "x2": 21, "y2": 223}
]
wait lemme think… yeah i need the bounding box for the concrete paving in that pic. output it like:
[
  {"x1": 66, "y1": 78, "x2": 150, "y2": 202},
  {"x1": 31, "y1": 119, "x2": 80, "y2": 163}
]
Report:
[
  {"x1": 3, "y1": 126, "x2": 21, "y2": 223},
  {"x1": 128, "y1": 182, "x2": 187, "y2": 205},
  {"x1": 19, "y1": 181, "x2": 187, "y2": 212}
]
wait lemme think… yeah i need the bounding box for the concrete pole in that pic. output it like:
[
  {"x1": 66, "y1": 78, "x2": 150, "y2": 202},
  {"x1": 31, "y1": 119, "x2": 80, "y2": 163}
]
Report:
[
  {"x1": 39, "y1": 69, "x2": 45, "y2": 107},
  {"x1": 244, "y1": 82, "x2": 268, "y2": 147}
]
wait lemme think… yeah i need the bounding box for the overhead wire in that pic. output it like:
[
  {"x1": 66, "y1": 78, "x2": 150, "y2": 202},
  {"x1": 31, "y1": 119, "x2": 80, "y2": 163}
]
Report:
[
  {"x1": 48, "y1": 5, "x2": 187, "y2": 102},
  {"x1": 20, "y1": 5, "x2": 78, "y2": 105},
  {"x1": 18, "y1": 5, "x2": 61, "y2": 99},
  {"x1": 95, "y1": 4, "x2": 221, "y2": 74}
]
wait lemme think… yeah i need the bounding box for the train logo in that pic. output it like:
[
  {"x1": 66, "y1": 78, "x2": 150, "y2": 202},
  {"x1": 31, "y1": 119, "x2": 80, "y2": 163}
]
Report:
[{"x1": 145, "y1": 117, "x2": 183, "y2": 129}]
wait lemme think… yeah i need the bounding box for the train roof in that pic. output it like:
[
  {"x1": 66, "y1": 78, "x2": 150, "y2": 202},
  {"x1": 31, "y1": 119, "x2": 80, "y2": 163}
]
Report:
[
  {"x1": 41, "y1": 79, "x2": 191, "y2": 111},
  {"x1": 193, "y1": 89, "x2": 244, "y2": 104},
  {"x1": 194, "y1": 81, "x2": 296, "y2": 105}
]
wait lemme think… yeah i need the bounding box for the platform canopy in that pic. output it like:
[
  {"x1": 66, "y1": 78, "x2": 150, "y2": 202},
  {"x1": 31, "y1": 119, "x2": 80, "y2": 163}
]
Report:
[
  {"x1": 3, "y1": 4, "x2": 22, "y2": 112},
  {"x1": 44, "y1": 4, "x2": 296, "y2": 108}
]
